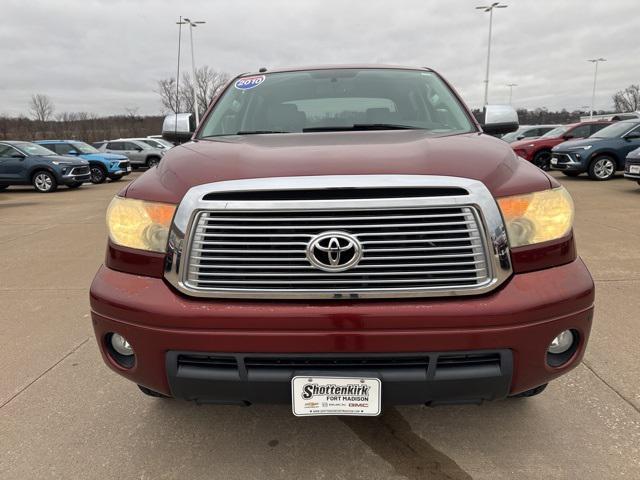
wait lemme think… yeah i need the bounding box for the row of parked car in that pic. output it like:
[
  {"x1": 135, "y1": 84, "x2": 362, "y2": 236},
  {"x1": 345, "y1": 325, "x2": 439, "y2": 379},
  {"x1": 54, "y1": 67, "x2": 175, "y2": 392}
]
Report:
[
  {"x1": 507, "y1": 119, "x2": 640, "y2": 182},
  {"x1": 0, "y1": 137, "x2": 173, "y2": 193}
]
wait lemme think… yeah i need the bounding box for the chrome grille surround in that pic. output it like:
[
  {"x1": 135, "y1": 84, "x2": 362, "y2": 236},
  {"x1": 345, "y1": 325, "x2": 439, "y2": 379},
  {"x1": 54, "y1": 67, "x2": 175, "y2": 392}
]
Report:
[{"x1": 164, "y1": 175, "x2": 512, "y2": 299}]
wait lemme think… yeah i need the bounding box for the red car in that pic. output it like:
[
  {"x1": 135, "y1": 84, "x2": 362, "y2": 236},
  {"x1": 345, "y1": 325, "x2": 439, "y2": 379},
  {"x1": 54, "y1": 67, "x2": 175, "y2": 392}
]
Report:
[
  {"x1": 511, "y1": 121, "x2": 611, "y2": 170},
  {"x1": 90, "y1": 66, "x2": 594, "y2": 415}
]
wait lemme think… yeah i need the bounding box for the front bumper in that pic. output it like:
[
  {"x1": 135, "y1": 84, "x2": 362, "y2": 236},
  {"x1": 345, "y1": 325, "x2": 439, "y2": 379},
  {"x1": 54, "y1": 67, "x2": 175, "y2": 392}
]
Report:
[
  {"x1": 624, "y1": 161, "x2": 640, "y2": 180},
  {"x1": 550, "y1": 152, "x2": 587, "y2": 171},
  {"x1": 90, "y1": 258, "x2": 594, "y2": 405}
]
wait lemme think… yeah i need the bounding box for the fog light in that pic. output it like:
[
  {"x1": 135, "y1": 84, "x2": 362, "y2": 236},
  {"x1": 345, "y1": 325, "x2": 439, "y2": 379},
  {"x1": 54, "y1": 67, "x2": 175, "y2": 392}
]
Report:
[
  {"x1": 110, "y1": 333, "x2": 133, "y2": 356},
  {"x1": 548, "y1": 330, "x2": 574, "y2": 354}
]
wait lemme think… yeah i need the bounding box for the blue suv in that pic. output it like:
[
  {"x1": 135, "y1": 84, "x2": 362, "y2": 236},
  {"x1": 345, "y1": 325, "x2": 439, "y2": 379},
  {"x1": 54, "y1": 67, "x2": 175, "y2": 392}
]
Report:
[
  {"x1": 0, "y1": 141, "x2": 90, "y2": 192},
  {"x1": 35, "y1": 140, "x2": 131, "y2": 184},
  {"x1": 551, "y1": 120, "x2": 640, "y2": 180}
]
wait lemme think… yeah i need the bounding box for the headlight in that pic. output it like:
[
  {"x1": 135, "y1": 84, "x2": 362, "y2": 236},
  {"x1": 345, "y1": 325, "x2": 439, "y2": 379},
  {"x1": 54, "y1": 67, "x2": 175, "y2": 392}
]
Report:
[
  {"x1": 567, "y1": 145, "x2": 592, "y2": 151},
  {"x1": 52, "y1": 160, "x2": 73, "y2": 165},
  {"x1": 106, "y1": 196, "x2": 176, "y2": 252},
  {"x1": 497, "y1": 187, "x2": 574, "y2": 247}
]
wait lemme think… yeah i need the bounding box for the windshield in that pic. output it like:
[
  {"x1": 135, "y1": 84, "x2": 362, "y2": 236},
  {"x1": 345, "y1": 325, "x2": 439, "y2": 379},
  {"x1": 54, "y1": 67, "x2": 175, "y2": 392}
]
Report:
[
  {"x1": 71, "y1": 142, "x2": 99, "y2": 154},
  {"x1": 15, "y1": 142, "x2": 58, "y2": 156},
  {"x1": 591, "y1": 121, "x2": 639, "y2": 139},
  {"x1": 198, "y1": 69, "x2": 475, "y2": 138},
  {"x1": 541, "y1": 126, "x2": 570, "y2": 138}
]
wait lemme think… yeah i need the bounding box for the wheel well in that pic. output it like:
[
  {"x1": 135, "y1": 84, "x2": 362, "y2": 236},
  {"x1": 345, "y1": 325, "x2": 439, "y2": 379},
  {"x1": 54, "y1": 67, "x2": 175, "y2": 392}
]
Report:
[
  {"x1": 532, "y1": 148, "x2": 551, "y2": 158},
  {"x1": 89, "y1": 161, "x2": 107, "y2": 171},
  {"x1": 146, "y1": 155, "x2": 161, "y2": 161},
  {"x1": 590, "y1": 151, "x2": 622, "y2": 168},
  {"x1": 30, "y1": 168, "x2": 55, "y2": 182}
]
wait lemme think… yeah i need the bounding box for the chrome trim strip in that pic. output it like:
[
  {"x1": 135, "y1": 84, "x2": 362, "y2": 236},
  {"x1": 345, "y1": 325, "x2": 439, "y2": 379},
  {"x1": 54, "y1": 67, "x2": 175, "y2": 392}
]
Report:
[{"x1": 164, "y1": 175, "x2": 512, "y2": 299}]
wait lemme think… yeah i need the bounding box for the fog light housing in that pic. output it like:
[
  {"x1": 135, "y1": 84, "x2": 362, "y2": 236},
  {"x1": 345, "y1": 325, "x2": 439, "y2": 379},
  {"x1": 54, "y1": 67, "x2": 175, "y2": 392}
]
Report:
[
  {"x1": 548, "y1": 330, "x2": 574, "y2": 354},
  {"x1": 111, "y1": 333, "x2": 133, "y2": 356},
  {"x1": 106, "y1": 333, "x2": 135, "y2": 368},
  {"x1": 547, "y1": 329, "x2": 579, "y2": 367}
]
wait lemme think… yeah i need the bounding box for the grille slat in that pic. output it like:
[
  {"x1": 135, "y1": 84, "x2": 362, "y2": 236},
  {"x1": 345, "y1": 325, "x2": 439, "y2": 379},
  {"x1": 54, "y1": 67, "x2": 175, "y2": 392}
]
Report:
[{"x1": 184, "y1": 204, "x2": 492, "y2": 296}]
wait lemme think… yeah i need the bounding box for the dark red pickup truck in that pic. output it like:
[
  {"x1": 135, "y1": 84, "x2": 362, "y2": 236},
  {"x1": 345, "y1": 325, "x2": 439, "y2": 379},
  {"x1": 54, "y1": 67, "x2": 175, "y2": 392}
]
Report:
[{"x1": 90, "y1": 66, "x2": 594, "y2": 416}]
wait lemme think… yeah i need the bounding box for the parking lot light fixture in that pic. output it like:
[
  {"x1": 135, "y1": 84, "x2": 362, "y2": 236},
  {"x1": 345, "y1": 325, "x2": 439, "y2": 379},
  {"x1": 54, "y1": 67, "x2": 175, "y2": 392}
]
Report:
[
  {"x1": 476, "y1": 2, "x2": 508, "y2": 107},
  {"x1": 587, "y1": 58, "x2": 606, "y2": 120},
  {"x1": 184, "y1": 18, "x2": 206, "y2": 126}
]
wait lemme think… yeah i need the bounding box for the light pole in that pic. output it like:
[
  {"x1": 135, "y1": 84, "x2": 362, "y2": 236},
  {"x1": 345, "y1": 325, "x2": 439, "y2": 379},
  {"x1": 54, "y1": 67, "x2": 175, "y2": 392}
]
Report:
[
  {"x1": 175, "y1": 17, "x2": 184, "y2": 137},
  {"x1": 506, "y1": 83, "x2": 518, "y2": 104},
  {"x1": 587, "y1": 58, "x2": 606, "y2": 119},
  {"x1": 184, "y1": 18, "x2": 206, "y2": 125},
  {"x1": 476, "y1": 2, "x2": 508, "y2": 107}
]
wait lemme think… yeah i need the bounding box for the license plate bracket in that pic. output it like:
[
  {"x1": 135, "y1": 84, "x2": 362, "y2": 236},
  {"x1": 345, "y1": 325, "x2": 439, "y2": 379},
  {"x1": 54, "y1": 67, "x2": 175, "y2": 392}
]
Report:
[{"x1": 291, "y1": 376, "x2": 381, "y2": 417}]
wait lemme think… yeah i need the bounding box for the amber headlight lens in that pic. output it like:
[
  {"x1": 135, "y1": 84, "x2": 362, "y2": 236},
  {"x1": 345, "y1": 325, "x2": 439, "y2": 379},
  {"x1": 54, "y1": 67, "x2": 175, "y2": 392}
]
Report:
[
  {"x1": 106, "y1": 196, "x2": 176, "y2": 252},
  {"x1": 497, "y1": 187, "x2": 574, "y2": 247}
]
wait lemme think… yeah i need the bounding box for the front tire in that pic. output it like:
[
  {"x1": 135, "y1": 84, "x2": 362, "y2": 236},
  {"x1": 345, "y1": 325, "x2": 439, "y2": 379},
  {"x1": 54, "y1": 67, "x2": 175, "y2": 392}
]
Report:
[
  {"x1": 532, "y1": 150, "x2": 552, "y2": 171},
  {"x1": 90, "y1": 165, "x2": 107, "y2": 184},
  {"x1": 509, "y1": 383, "x2": 548, "y2": 398},
  {"x1": 588, "y1": 156, "x2": 616, "y2": 180},
  {"x1": 32, "y1": 171, "x2": 58, "y2": 193},
  {"x1": 146, "y1": 156, "x2": 161, "y2": 168}
]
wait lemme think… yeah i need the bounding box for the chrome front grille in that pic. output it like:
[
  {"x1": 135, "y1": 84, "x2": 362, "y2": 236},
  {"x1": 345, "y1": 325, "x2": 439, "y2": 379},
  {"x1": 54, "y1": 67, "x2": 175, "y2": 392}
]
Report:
[
  {"x1": 186, "y1": 208, "x2": 489, "y2": 292},
  {"x1": 165, "y1": 175, "x2": 512, "y2": 299}
]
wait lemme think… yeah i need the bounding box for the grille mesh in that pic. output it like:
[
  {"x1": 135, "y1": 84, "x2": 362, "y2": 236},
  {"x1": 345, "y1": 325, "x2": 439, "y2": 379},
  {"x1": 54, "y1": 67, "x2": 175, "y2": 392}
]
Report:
[{"x1": 183, "y1": 206, "x2": 490, "y2": 296}]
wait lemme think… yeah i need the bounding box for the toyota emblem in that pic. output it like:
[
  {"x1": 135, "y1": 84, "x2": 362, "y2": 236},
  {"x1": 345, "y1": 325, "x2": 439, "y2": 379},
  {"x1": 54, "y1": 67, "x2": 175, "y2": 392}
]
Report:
[{"x1": 306, "y1": 231, "x2": 363, "y2": 272}]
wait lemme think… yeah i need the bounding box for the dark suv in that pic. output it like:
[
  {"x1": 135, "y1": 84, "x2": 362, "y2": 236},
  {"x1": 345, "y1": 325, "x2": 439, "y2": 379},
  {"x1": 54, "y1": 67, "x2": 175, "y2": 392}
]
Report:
[
  {"x1": 0, "y1": 141, "x2": 90, "y2": 192},
  {"x1": 551, "y1": 120, "x2": 640, "y2": 180}
]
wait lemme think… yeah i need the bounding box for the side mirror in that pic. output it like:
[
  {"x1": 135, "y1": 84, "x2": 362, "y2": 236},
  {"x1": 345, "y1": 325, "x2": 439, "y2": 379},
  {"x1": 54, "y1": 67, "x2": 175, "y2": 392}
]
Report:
[
  {"x1": 516, "y1": 135, "x2": 525, "y2": 140},
  {"x1": 66, "y1": 150, "x2": 78, "y2": 156},
  {"x1": 481, "y1": 105, "x2": 518, "y2": 136},
  {"x1": 11, "y1": 153, "x2": 25, "y2": 159},
  {"x1": 134, "y1": 147, "x2": 143, "y2": 151},
  {"x1": 162, "y1": 113, "x2": 196, "y2": 144},
  {"x1": 562, "y1": 134, "x2": 575, "y2": 140}
]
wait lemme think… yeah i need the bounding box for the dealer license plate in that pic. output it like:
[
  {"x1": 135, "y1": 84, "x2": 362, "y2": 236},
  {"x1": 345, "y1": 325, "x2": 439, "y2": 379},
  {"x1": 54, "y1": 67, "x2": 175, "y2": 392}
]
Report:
[
  {"x1": 291, "y1": 376, "x2": 381, "y2": 417},
  {"x1": 551, "y1": 157, "x2": 558, "y2": 165},
  {"x1": 126, "y1": 166, "x2": 132, "y2": 172},
  {"x1": 630, "y1": 165, "x2": 640, "y2": 174}
]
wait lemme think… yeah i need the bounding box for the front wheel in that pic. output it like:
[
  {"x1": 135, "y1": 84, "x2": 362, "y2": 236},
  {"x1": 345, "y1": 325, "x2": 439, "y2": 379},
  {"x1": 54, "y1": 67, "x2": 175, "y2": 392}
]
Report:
[
  {"x1": 32, "y1": 171, "x2": 58, "y2": 193},
  {"x1": 509, "y1": 383, "x2": 548, "y2": 398},
  {"x1": 67, "y1": 182, "x2": 83, "y2": 189},
  {"x1": 90, "y1": 165, "x2": 107, "y2": 184},
  {"x1": 588, "y1": 156, "x2": 616, "y2": 180},
  {"x1": 146, "y1": 157, "x2": 160, "y2": 168},
  {"x1": 532, "y1": 150, "x2": 552, "y2": 171}
]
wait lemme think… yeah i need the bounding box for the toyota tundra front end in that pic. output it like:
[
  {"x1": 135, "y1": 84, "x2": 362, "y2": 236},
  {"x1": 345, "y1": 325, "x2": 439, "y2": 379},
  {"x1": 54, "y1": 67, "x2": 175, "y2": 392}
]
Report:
[{"x1": 90, "y1": 66, "x2": 594, "y2": 415}]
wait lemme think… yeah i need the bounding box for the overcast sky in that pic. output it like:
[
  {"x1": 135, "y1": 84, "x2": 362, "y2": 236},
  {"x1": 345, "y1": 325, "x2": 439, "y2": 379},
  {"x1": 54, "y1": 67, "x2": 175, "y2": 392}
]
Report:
[{"x1": 1, "y1": 0, "x2": 637, "y2": 117}]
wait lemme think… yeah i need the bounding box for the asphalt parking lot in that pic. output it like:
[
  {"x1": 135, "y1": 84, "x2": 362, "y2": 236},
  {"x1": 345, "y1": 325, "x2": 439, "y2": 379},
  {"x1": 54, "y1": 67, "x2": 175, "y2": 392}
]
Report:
[{"x1": 1, "y1": 171, "x2": 639, "y2": 480}]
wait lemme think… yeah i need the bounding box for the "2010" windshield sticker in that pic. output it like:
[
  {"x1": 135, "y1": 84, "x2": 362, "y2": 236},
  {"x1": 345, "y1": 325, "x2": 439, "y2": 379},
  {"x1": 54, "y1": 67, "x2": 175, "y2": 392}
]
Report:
[{"x1": 235, "y1": 75, "x2": 266, "y2": 90}]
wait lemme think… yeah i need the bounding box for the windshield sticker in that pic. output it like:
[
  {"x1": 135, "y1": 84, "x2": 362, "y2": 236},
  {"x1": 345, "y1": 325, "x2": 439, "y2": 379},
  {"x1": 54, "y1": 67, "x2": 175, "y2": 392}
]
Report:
[{"x1": 235, "y1": 75, "x2": 266, "y2": 90}]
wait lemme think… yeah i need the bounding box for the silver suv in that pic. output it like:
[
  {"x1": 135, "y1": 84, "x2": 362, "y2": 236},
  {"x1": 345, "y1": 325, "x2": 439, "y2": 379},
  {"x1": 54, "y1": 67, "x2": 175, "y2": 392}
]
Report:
[{"x1": 94, "y1": 139, "x2": 164, "y2": 168}]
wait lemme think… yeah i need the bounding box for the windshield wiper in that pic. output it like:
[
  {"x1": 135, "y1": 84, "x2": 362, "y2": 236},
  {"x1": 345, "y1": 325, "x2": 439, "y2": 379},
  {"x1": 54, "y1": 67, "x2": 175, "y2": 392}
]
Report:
[
  {"x1": 236, "y1": 130, "x2": 290, "y2": 135},
  {"x1": 303, "y1": 124, "x2": 421, "y2": 133}
]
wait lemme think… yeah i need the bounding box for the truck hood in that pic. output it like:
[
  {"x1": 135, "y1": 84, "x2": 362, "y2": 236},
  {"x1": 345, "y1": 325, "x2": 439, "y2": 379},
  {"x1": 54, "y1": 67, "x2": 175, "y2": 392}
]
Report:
[
  {"x1": 126, "y1": 131, "x2": 553, "y2": 204},
  {"x1": 80, "y1": 152, "x2": 128, "y2": 161}
]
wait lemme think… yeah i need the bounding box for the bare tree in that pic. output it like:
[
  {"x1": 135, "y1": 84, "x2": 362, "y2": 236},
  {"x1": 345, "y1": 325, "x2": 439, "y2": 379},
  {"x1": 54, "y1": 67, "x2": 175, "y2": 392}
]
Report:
[
  {"x1": 194, "y1": 66, "x2": 229, "y2": 117},
  {"x1": 29, "y1": 94, "x2": 55, "y2": 121},
  {"x1": 613, "y1": 85, "x2": 640, "y2": 113},
  {"x1": 156, "y1": 78, "x2": 180, "y2": 114},
  {"x1": 156, "y1": 66, "x2": 229, "y2": 116}
]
